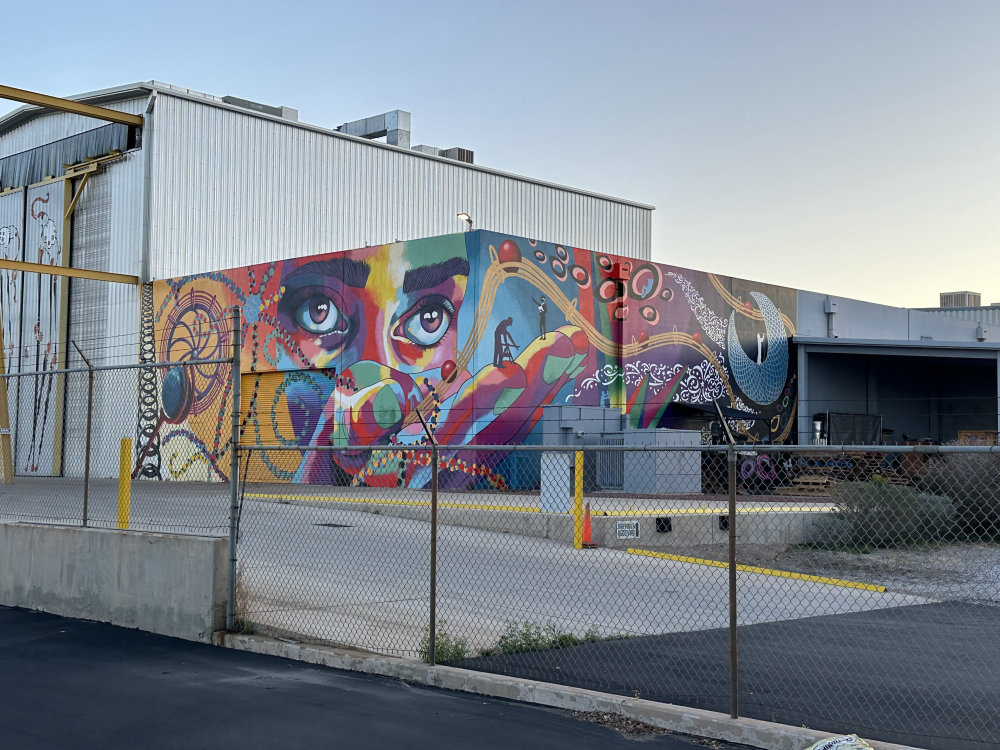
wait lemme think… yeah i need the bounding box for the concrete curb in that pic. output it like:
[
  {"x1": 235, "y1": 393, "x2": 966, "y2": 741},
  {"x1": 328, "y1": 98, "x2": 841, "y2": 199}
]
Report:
[{"x1": 215, "y1": 632, "x2": 921, "y2": 750}]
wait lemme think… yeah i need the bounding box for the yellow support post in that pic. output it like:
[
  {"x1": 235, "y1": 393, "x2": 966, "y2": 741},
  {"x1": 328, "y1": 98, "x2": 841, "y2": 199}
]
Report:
[
  {"x1": 0, "y1": 323, "x2": 13, "y2": 483},
  {"x1": 573, "y1": 450, "x2": 584, "y2": 549},
  {"x1": 117, "y1": 438, "x2": 132, "y2": 529}
]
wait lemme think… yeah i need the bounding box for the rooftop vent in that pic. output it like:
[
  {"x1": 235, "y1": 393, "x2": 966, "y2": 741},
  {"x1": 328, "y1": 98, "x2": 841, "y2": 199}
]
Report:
[
  {"x1": 222, "y1": 95, "x2": 298, "y2": 121},
  {"x1": 337, "y1": 110, "x2": 411, "y2": 149},
  {"x1": 940, "y1": 291, "x2": 981, "y2": 309},
  {"x1": 412, "y1": 145, "x2": 474, "y2": 164},
  {"x1": 337, "y1": 110, "x2": 473, "y2": 163}
]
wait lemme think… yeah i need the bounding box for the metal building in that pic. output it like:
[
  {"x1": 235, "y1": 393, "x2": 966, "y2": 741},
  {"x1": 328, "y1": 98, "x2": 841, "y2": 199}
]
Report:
[
  {"x1": 1, "y1": 81, "x2": 652, "y2": 283},
  {"x1": 0, "y1": 81, "x2": 653, "y2": 477}
]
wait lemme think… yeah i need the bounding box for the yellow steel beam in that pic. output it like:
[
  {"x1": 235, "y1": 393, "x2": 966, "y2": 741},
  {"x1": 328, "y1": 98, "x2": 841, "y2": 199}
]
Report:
[
  {"x1": 64, "y1": 172, "x2": 92, "y2": 220},
  {"x1": 0, "y1": 84, "x2": 144, "y2": 128},
  {"x1": 0, "y1": 259, "x2": 138, "y2": 285},
  {"x1": 63, "y1": 150, "x2": 122, "y2": 177}
]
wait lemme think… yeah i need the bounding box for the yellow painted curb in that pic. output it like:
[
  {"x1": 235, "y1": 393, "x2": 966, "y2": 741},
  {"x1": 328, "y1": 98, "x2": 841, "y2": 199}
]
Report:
[
  {"x1": 600, "y1": 506, "x2": 833, "y2": 517},
  {"x1": 626, "y1": 548, "x2": 887, "y2": 593},
  {"x1": 246, "y1": 492, "x2": 540, "y2": 514}
]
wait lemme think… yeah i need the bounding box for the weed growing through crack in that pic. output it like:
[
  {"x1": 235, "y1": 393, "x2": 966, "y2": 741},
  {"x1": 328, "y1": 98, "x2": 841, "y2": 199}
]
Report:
[
  {"x1": 479, "y1": 622, "x2": 627, "y2": 657},
  {"x1": 418, "y1": 619, "x2": 470, "y2": 663}
]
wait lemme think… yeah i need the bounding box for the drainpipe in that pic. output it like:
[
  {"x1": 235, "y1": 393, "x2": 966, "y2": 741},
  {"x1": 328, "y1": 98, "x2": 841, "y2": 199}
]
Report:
[{"x1": 140, "y1": 89, "x2": 157, "y2": 284}]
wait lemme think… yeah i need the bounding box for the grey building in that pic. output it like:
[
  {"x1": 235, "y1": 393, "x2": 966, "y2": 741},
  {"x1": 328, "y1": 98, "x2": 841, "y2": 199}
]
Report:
[{"x1": 795, "y1": 293, "x2": 1000, "y2": 444}]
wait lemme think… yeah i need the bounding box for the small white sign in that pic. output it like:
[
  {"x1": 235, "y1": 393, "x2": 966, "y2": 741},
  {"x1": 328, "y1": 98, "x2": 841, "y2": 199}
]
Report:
[{"x1": 616, "y1": 520, "x2": 640, "y2": 539}]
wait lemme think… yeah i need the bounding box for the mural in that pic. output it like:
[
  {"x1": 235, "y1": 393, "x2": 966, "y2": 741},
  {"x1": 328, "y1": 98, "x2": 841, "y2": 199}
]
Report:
[
  {"x1": 0, "y1": 184, "x2": 69, "y2": 476},
  {"x1": 148, "y1": 231, "x2": 797, "y2": 486},
  {"x1": 0, "y1": 189, "x2": 23, "y2": 372}
]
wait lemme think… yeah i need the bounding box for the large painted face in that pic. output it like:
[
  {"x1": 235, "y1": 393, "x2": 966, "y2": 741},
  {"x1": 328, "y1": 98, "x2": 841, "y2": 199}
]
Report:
[
  {"x1": 275, "y1": 242, "x2": 469, "y2": 373},
  {"x1": 147, "y1": 233, "x2": 798, "y2": 488}
]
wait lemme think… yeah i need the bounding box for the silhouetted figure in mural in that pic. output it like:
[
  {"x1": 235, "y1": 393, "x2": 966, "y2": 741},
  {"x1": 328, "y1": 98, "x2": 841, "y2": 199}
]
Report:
[
  {"x1": 532, "y1": 295, "x2": 547, "y2": 339},
  {"x1": 494, "y1": 316, "x2": 517, "y2": 368}
]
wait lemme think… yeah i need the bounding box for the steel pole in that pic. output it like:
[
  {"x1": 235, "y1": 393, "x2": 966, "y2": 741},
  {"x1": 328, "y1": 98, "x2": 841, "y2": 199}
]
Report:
[
  {"x1": 71, "y1": 342, "x2": 94, "y2": 527},
  {"x1": 429, "y1": 444, "x2": 439, "y2": 665},
  {"x1": 727, "y1": 443, "x2": 738, "y2": 719},
  {"x1": 82, "y1": 368, "x2": 93, "y2": 526},
  {"x1": 226, "y1": 308, "x2": 242, "y2": 632}
]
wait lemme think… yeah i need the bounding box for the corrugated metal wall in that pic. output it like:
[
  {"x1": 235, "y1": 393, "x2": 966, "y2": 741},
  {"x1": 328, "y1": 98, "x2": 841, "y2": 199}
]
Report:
[
  {"x1": 62, "y1": 153, "x2": 142, "y2": 478},
  {"x1": 0, "y1": 98, "x2": 146, "y2": 159},
  {"x1": 148, "y1": 93, "x2": 652, "y2": 279},
  {"x1": 929, "y1": 308, "x2": 1000, "y2": 327}
]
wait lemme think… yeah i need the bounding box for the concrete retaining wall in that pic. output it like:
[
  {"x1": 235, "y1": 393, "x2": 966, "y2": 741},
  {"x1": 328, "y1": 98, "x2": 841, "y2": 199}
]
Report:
[
  {"x1": 0, "y1": 523, "x2": 227, "y2": 642},
  {"x1": 276, "y1": 497, "x2": 825, "y2": 549}
]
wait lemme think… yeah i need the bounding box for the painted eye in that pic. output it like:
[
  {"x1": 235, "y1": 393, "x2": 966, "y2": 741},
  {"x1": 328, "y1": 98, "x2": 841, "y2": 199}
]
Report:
[
  {"x1": 295, "y1": 294, "x2": 345, "y2": 336},
  {"x1": 402, "y1": 299, "x2": 454, "y2": 347}
]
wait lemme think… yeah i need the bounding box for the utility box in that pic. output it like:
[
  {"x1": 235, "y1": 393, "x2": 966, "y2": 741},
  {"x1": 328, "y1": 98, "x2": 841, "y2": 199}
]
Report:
[
  {"x1": 539, "y1": 450, "x2": 574, "y2": 512},
  {"x1": 622, "y1": 429, "x2": 702, "y2": 494},
  {"x1": 539, "y1": 406, "x2": 623, "y2": 496},
  {"x1": 540, "y1": 405, "x2": 623, "y2": 446}
]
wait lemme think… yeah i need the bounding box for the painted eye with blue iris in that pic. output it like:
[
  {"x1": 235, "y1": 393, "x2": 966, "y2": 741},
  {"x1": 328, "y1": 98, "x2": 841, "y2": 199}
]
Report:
[
  {"x1": 398, "y1": 296, "x2": 454, "y2": 347},
  {"x1": 296, "y1": 293, "x2": 346, "y2": 336},
  {"x1": 279, "y1": 285, "x2": 354, "y2": 350}
]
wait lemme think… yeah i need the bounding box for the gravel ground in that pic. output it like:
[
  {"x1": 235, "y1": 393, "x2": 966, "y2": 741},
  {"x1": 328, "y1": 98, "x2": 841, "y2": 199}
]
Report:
[{"x1": 640, "y1": 542, "x2": 1000, "y2": 604}]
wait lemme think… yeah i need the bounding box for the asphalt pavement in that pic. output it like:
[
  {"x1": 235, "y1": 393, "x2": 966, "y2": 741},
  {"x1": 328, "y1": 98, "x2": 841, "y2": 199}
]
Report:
[
  {"x1": 457, "y1": 601, "x2": 1000, "y2": 750},
  {"x1": 0, "y1": 605, "x2": 749, "y2": 750}
]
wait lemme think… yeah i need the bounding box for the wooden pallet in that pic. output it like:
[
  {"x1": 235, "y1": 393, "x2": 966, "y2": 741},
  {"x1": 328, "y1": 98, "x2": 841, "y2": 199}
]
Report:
[{"x1": 773, "y1": 474, "x2": 833, "y2": 496}]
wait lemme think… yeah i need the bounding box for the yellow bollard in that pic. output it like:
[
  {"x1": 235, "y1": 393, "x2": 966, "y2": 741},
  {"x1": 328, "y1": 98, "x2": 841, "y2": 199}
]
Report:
[
  {"x1": 117, "y1": 438, "x2": 132, "y2": 529},
  {"x1": 573, "y1": 450, "x2": 584, "y2": 549}
]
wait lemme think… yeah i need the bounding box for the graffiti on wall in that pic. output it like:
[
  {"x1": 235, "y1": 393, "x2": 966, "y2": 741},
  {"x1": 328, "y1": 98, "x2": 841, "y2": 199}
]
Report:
[
  {"x1": 0, "y1": 190, "x2": 22, "y2": 370},
  {"x1": 0, "y1": 185, "x2": 70, "y2": 476},
  {"x1": 17, "y1": 188, "x2": 68, "y2": 475},
  {"x1": 148, "y1": 231, "x2": 797, "y2": 486}
]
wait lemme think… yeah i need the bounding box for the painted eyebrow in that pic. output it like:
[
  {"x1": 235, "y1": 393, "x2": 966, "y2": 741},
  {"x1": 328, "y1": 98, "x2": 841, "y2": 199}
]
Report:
[
  {"x1": 402, "y1": 258, "x2": 470, "y2": 294},
  {"x1": 284, "y1": 258, "x2": 371, "y2": 287}
]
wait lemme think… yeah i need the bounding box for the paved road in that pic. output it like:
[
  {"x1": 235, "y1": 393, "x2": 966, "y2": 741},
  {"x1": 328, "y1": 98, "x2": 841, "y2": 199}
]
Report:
[
  {"x1": 458, "y1": 601, "x2": 1000, "y2": 750},
  {"x1": 234, "y1": 498, "x2": 921, "y2": 655},
  {"x1": 0, "y1": 606, "x2": 749, "y2": 750},
  {"x1": 0, "y1": 477, "x2": 922, "y2": 655}
]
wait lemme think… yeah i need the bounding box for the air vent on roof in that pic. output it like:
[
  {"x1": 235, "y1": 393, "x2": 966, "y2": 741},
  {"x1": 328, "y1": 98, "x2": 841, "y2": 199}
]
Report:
[
  {"x1": 939, "y1": 291, "x2": 981, "y2": 309},
  {"x1": 222, "y1": 95, "x2": 298, "y2": 121},
  {"x1": 338, "y1": 110, "x2": 473, "y2": 163},
  {"x1": 337, "y1": 110, "x2": 411, "y2": 149},
  {"x1": 412, "y1": 144, "x2": 475, "y2": 164}
]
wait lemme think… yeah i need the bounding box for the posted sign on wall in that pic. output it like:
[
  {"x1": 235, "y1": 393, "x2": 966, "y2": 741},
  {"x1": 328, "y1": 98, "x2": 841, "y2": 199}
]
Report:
[{"x1": 616, "y1": 520, "x2": 640, "y2": 539}]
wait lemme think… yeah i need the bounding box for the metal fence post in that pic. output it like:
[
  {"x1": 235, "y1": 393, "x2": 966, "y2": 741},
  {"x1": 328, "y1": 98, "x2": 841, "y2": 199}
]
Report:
[
  {"x1": 226, "y1": 307, "x2": 242, "y2": 632},
  {"x1": 727, "y1": 442, "x2": 739, "y2": 719},
  {"x1": 429, "y1": 442, "x2": 439, "y2": 665},
  {"x1": 71, "y1": 341, "x2": 93, "y2": 527}
]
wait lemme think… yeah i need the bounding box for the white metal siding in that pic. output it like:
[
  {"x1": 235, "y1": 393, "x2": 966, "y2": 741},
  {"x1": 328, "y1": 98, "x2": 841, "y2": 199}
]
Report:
[
  {"x1": 61, "y1": 153, "x2": 142, "y2": 478},
  {"x1": 64, "y1": 172, "x2": 110, "y2": 478},
  {"x1": 148, "y1": 94, "x2": 651, "y2": 279},
  {"x1": 0, "y1": 98, "x2": 146, "y2": 158},
  {"x1": 929, "y1": 307, "x2": 1000, "y2": 328}
]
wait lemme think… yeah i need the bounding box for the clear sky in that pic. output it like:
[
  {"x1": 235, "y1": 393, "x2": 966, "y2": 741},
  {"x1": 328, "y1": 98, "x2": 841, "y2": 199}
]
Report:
[{"x1": 2, "y1": 0, "x2": 998, "y2": 308}]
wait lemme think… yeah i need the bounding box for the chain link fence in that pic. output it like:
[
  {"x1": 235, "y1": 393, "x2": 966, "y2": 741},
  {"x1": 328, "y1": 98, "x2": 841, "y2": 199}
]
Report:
[
  {"x1": 2, "y1": 343, "x2": 997, "y2": 749},
  {"x1": 237, "y1": 442, "x2": 1000, "y2": 749},
  {"x1": 0, "y1": 358, "x2": 235, "y2": 535}
]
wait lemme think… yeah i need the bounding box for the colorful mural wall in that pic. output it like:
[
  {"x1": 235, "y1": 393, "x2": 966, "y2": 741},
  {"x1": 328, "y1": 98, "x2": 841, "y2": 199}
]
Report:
[{"x1": 145, "y1": 231, "x2": 797, "y2": 486}]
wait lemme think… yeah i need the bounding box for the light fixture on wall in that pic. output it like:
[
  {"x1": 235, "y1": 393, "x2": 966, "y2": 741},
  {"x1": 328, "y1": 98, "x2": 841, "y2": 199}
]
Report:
[{"x1": 456, "y1": 212, "x2": 473, "y2": 231}]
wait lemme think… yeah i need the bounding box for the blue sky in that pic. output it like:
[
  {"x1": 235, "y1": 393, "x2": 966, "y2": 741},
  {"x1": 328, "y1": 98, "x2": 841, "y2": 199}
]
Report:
[{"x1": 3, "y1": 0, "x2": 998, "y2": 308}]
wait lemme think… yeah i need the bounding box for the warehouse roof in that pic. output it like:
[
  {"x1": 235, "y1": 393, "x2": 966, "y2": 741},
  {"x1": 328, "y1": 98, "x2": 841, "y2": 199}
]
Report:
[{"x1": 0, "y1": 81, "x2": 655, "y2": 211}]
